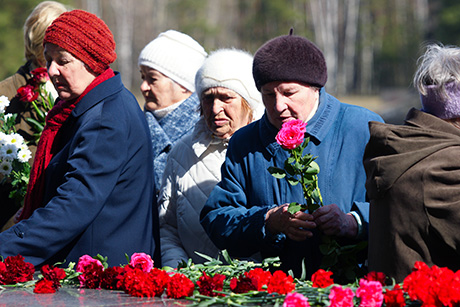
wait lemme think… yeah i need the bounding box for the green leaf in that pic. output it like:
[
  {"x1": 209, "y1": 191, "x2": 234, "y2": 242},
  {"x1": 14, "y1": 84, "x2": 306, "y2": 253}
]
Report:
[
  {"x1": 194, "y1": 251, "x2": 214, "y2": 262},
  {"x1": 305, "y1": 161, "x2": 320, "y2": 174},
  {"x1": 221, "y1": 250, "x2": 234, "y2": 266},
  {"x1": 287, "y1": 177, "x2": 299, "y2": 186},
  {"x1": 25, "y1": 118, "x2": 44, "y2": 132},
  {"x1": 267, "y1": 166, "x2": 286, "y2": 179},
  {"x1": 284, "y1": 162, "x2": 296, "y2": 176},
  {"x1": 287, "y1": 202, "x2": 302, "y2": 214},
  {"x1": 311, "y1": 189, "x2": 322, "y2": 205}
]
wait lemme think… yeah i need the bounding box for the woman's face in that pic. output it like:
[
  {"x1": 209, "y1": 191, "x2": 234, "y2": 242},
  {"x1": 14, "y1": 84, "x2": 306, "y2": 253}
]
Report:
[
  {"x1": 139, "y1": 65, "x2": 189, "y2": 111},
  {"x1": 261, "y1": 81, "x2": 319, "y2": 130},
  {"x1": 201, "y1": 87, "x2": 252, "y2": 139},
  {"x1": 44, "y1": 43, "x2": 96, "y2": 101}
]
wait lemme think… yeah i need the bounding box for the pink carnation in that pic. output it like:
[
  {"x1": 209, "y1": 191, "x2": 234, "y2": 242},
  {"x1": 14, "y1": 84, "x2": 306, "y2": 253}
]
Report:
[
  {"x1": 283, "y1": 292, "x2": 310, "y2": 307},
  {"x1": 329, "y1": 285, "x2": 355, "y2": 307},
  {"x1": 129, "y1": 253, "x2": 154, "y2": 273},
  {"x1": 76, "y1": 255, "x2": 104, "y2": 287},
  {"x1": 356, "y1": 279, "x2": 384, "y2": 307},
  {"x1": 275, "y1": 119, "x2": 307, "y2": 150}
]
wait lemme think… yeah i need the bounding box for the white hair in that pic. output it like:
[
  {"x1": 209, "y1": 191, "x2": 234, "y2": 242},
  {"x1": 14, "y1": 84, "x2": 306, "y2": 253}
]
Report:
[{"x1": 414, "y1": 43, "x2": 460, "y2": 99}]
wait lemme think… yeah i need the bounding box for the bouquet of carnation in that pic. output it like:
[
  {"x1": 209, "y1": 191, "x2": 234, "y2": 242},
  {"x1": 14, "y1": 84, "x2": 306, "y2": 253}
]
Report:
[
  {"x1": 16, "y1": 67, "x2": 56, "y2": 143},
  {"x1": 267, "y1": 119, "x2": 323, "y2": 214},
  {"x1": 0, "y1": 96, "x2": 31, "y2": 204}
]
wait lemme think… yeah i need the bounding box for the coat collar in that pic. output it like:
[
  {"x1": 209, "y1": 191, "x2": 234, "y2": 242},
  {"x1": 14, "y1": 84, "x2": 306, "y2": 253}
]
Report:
[
  {"x1": 72, "y1": 71, "x2": 122, "y2": 118},
  {"x1": 191, "y1": 117, "x2": 229, "y2": 158}
]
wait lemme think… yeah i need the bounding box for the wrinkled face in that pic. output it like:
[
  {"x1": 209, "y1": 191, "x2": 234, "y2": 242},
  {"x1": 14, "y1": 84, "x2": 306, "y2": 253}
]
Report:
[
  {"x1": 44, "y1": 43, "x2": 96, "y2": 101},
  {"x1": 261, "y1": 81, "x2": 319, "y2": 130},
  {"x1": 139, "y1": 65, "x2": 189, "y2": 111},
  {"x1": 201, "y1": 87, "x2": 252, "y2": 139}
]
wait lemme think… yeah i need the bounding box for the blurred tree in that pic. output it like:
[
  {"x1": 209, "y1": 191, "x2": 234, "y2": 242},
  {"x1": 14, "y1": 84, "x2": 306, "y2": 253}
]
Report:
[
  {"x1": 0, "y1": 0, "x2": 39, "y2": 81},
  {"x1": 1, "y1": 0, "x2": 456, "y2": 97},
  {"x1": 434, "y1": 0, "x2": 460, "y2": 45}
]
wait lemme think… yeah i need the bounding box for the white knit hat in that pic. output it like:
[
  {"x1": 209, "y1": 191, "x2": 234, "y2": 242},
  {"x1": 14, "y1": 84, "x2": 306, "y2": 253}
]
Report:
[
  {"x1": 195, "y1": 48, "x2": 264, "y2": 120},
  {"x1": 138, "y1": 30, "x2": 207, "y2": 92}
]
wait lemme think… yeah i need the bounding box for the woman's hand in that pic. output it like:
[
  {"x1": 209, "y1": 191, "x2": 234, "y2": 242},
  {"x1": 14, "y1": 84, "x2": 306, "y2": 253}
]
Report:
[{"x1": 265, "y1": 204, "x2": 316, "y2": 241}]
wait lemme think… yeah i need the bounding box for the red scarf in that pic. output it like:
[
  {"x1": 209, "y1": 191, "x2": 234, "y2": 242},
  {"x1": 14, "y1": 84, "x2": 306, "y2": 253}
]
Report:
[{"x1": 18, "y1": 68, "x2": 115, "y2": 221}]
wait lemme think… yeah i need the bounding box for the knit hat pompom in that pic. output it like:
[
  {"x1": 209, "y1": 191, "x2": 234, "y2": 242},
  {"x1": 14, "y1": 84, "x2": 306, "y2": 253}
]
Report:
[
  {"x1": 253, "y1": 34, "x2": 327, "y2": 90},
  {"x1": 44, "y1": 9, "x2": 116, "y2": 75},
  {"x1": 138, "y1": 30, "x2": 207, "y2": 92},
  {"x1": 195, "y1": 48, "x2": 264, "y2": 120}
]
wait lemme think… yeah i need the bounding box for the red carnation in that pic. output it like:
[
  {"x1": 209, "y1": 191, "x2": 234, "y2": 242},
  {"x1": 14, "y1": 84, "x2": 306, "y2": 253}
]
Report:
[
  {"x1": 230, "y1": 275, "x2": 258, "y2": 293},
  {"x1": 0, "y1": 255, "x2": 34, "y2": 285},
  {"x1": 311, "y1": 269, "x2": 334, "y2": 288},
  {"x1": 403, "y1": 261, "x2": 460, "y2": 306},
  {"x1": 41, "y1": 264, "x2": 66, "y2": 290},
  {"x1": 100, "y1": 266, "x2": 124, "y2": 290},
  {"x1": 246, "y1": 268, "x2": 272, "y2": 291},
  {"x1": 79, "y1": 262, "x2": 104, "y2": 289},
  {"x1": 122, "y1": 267, "x2": 170, "y2": 297},
  {"x1": 16, "y1": 84, "x2": 39, "y2": 103},
  {"x1": 197, "y1": 272, "x2": 226, "y2": 297},
  {"x1": 166, "y1": 273, "x2": 195, "y2": 299},
  {"x1": 267, "y1": 270, "x2": 295, "y2": 295},
  {"x1": 34, "y1": 278, "x2": 57, "y2": 294},
  {"x1": 384, "y1": 285, "x2": 406, "y2": 307}
]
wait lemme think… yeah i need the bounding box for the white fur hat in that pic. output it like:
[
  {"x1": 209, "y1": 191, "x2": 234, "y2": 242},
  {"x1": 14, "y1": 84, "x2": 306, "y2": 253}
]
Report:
[
  {"x1": 138, "y1": 30, "x2": 207, "y2": 92},
  {"x1": 195, "y1": 48, "x2": 264, "y2": 120}
]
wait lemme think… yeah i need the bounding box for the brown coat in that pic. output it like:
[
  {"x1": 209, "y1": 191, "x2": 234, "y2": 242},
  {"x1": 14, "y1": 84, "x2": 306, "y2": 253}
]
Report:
[
  {"x1": 0, "y1": 61, "x2": 41, "y2": 152},
  {"x1": 364, "y1": 108, "x2": 460, "y2": 282}
]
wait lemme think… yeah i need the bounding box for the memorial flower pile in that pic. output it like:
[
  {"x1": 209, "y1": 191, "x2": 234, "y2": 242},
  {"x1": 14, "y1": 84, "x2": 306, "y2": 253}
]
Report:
[{"x1": 2, "y1": 251, "x2": 460, "y2": 306}]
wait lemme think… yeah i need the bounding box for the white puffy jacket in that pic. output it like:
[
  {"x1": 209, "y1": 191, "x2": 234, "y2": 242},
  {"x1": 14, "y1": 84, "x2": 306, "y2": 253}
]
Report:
[{"x1": 158, "y1": 117, "x2": 226, "y2": 267}]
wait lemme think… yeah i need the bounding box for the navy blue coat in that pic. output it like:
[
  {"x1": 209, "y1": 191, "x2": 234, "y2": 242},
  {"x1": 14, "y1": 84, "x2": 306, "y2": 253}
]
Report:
[{"x1": 0, "y1": 73, "x2": 160, "y2": 268}]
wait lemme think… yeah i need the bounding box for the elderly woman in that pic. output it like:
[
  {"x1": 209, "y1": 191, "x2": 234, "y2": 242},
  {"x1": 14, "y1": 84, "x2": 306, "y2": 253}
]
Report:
[
  {"x1": 0, "y1": 10, "x2": 158, "y2": 267},
  {"x1": 200, "y1": 34, "x2": 383, "y2": 278},
  {"x1": 364, "y1": 44, "x2": 460, "y2": 282},
  {"x1": 0, "y1": 1, "x2": 66, "y2": 230},
  {"x1": 158, "y1": 49, "x2": 264, "y2": 267},
  {"x1": 138, "y1": 30, "x2": 207, "y2": 196}
]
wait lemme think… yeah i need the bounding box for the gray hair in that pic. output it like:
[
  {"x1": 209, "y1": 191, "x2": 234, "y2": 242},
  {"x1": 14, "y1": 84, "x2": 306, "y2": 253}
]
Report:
[{"x1": 413, "y1": 43, "x2": 460, "y2": 99}]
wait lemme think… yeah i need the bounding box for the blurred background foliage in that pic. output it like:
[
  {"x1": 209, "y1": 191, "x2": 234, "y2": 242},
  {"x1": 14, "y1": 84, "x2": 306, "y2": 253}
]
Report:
[{"x1": 1, "y1": 0, "x2": 459, "y2": 122}]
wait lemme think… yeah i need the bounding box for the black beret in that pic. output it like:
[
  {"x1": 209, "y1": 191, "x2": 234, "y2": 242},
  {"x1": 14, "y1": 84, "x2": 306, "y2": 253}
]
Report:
[{"x1": 252, "y1": 34, "x2": 327, "y2": 90}]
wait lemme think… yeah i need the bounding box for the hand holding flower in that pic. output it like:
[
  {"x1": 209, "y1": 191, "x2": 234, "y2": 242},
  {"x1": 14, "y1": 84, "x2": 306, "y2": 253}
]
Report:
[
  {"x1": 265, "y1": 203, "x2": 316, "y2": 241},
  {"x1": 312, "y1": 204, "x2": 358, "y2": 238}
]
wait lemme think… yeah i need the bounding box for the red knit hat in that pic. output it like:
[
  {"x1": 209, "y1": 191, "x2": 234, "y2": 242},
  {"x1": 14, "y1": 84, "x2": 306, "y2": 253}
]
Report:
[{"x1": 43, "y1": 9, "x2": 116, "y2": 74}]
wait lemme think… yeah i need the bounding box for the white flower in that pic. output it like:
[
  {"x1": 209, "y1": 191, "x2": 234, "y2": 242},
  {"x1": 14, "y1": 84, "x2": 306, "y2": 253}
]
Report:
[
  {"x1": 8, "y1": 133, "x2": 24, "y2": 147},
  {"x1": 17, "y1": 148, "x2": 32, "y2": 163},
  {"x1": 4, "y1": 114, "x2": 13, "y2": 121},
  {"x1": 0, "y1": 95, "x2": 10, "y2": 114},
  {"x1": 1, "y1": 143, "x2": 19, "y2": 160},
  {"x1": 0, "y1": 160, "x2": 12, "y2": 176}
]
